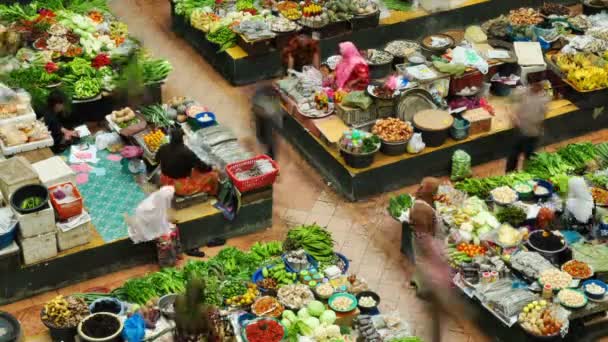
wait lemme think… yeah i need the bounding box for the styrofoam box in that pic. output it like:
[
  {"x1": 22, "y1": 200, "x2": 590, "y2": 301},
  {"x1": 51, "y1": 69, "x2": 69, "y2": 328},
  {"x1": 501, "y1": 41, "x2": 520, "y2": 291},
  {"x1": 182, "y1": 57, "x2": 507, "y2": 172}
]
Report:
[
  {"x1": 0, "y1": 111, "x2": 36, "y2": 126},
  {"x1": 0, "y1": 136, "x2": 54, "y2": 156},
  {"x1": 32, "y1": 156, "x2": 77, "y2": 188},
  {"x1": 57, "y1": 221, "x2": 91, "y2": 251},
  {"x1": 0, "y1": 156, "x2": 40, "y2": 200},
  {"x1": 19, "y1": 231, "x2": 57, "y2": 265},
  {"x1": 15, "y1": 204, "x2": 55, "y2": 239}
]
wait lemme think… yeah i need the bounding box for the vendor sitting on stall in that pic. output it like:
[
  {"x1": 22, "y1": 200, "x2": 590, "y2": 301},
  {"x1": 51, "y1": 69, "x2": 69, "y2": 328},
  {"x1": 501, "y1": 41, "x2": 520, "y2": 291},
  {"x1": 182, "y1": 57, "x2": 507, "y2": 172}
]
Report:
[
  {"x1": 565, "y1": 176, "x2": 595, "y2": 227},
  {"x1": 334, "y1": 41, "x2": 370, "y2": 91},
  {"x1": 43, "y1": 90, "x2": 79, "y2": 153},
  {"x1": 155, "y1": 127, "x2": 219, "y2": 197},
  {"x1": 281, "y1": 34, "x2": 320, "y2": 72}
]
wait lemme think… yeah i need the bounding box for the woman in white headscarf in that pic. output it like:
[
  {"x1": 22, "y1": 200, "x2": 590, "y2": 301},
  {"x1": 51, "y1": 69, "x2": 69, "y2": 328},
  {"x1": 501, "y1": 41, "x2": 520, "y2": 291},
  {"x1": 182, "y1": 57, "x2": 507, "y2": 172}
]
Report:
[
  {"x1": 126, "y1": 186, "x2": 175, "y2": 243},
  {"x1": 565, "y1": 177, "x2": 594, "y2": 224}
]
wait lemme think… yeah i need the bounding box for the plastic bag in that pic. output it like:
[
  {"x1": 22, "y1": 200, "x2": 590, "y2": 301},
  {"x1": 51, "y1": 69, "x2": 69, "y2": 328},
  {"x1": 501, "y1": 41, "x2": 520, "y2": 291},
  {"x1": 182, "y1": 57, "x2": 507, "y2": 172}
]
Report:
[
  {"x1": 342, "y1": 91, "x2": 372, "y2": 109},
  {"x1": 406, "y1": 133, "x2": 425, "y2": 154},
  {"x1": 122, "y1": 313, "x2": 145, "y2": 342},
  {"x1": 95, "y1": 132, "x2": 121, "y2": 150},
  {"x1": 126, "y1": 186, "x2": 175, "y2": 243},
  {"x1": 451, "y1": 149, "x2": 472, "y2": 181},
  {"x1": 451, "y1": 46, "x2": 488, "y2": 74}
]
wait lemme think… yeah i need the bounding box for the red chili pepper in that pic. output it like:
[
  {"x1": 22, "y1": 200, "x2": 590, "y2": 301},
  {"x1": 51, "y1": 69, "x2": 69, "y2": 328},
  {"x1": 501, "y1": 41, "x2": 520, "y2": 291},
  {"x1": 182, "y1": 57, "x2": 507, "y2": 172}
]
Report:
[
  {"x1": 91, "y1": 53, "x2": 111, "y2": 69},
  {"x1": 245, "y1": 320, "x2": 284, "y2": 342},
  {"x1": 45, "y1": 62, "x2": 59, "y2": 74},
  {"x1": 38, "y1": 9, "x2": 56, "y2": 18}
]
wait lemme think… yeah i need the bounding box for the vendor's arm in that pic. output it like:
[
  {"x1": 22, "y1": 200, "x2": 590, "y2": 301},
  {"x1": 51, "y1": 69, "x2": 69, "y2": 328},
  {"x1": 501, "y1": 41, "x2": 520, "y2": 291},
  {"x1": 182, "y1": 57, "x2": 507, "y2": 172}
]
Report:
[
  {"x1": 287, "y1": 55, "x2": 295, "y2": 70},
  {"x1": 188, "y1": 148, "x2": 212, "y2": 172},
  {"x1": 312, "y1": 51, "x2": 320, "y2": 69}
]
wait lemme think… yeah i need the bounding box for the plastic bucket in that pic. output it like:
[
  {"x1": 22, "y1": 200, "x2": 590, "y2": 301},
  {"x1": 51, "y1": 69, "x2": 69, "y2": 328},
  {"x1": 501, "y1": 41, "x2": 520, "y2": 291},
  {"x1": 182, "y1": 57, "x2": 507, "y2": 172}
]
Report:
[
  {"x1": 340, "y1": 149, "x2": 377, "y2": 169},
  {"x1": 368, "y1": 61, "x2": 393, "y2": 80},
  {"x1": 449, "y1": 118, "x2": 470, "y2": 141},
  {"x1": 380, "y1": 139, "x2": 408, "y2": 155},
  {"x1": 419, "y1": 128, "x2": 449, "y2": 147},
  {"x1": 491, "y1": 82, "x2": 513, "y2": 97},
  {"x1": 0, "y1": 220, "x2": 17, "y2": 249},
  {"x1": 10, "y1": 184, "x2": 49, "y2": 214}
]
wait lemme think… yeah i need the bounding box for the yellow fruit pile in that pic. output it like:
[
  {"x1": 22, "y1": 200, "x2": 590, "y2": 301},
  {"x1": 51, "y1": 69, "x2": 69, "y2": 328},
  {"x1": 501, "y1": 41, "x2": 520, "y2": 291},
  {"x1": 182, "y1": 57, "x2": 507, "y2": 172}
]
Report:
[
  {"x1": 555, "y1": 53, "x2": 608, "y2": 91},
  {"x1": 225, "y1": 283, "x2": 259, "y2": 306},
  {"x1": 303, "y1": 3, "x2": 322, "y2": 16},
  {"x1": 143, "y1": 130, "x2": 165, "y2": 152},
  {"x1": 281, "y1": 8, "x2": 301, "y2": 20}
]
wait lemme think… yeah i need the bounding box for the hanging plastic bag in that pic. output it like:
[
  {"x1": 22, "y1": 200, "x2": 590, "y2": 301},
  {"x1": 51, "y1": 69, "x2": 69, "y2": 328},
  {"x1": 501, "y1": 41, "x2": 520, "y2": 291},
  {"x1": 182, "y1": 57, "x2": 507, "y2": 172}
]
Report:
[
  {"x1": 95, "y1": 132, "x2": 121, "y2": 150},
  {"x1": 126, "y1": 186, "x2": 175, "y2": 243},
  {"x1": 122, "y1": 313, "x2": 145, "y2": 342},
  {"x1": 451, "y1": 149, "x2": 472, "y2": 181},
  {"x1": 407, "y1": 133, "x2": 425, "y2": 154}
]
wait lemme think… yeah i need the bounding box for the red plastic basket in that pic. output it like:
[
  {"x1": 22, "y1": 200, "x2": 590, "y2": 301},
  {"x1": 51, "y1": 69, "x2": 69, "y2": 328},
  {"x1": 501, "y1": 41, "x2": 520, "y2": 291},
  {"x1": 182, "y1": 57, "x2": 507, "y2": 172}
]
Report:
[
  {"x1": 226, "y1": 155, "x2": 279, "y2": 193},
  {"x1": 49, "y1": 182, "x2": 83, "y2": 220}
]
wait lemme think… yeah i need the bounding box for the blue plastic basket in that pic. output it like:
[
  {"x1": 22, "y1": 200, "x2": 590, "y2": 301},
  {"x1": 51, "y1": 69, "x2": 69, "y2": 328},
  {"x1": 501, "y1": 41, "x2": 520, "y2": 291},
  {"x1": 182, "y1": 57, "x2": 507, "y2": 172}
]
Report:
[
  {"x1": 195, "y1": 112, "x2": 217, "y2": 128},
  {"x1": 0, "y1": 221, "x2": 17, "y2": 250},
  {"x1": 336, "y1": 253, "x2": 350, "y2": 274}
]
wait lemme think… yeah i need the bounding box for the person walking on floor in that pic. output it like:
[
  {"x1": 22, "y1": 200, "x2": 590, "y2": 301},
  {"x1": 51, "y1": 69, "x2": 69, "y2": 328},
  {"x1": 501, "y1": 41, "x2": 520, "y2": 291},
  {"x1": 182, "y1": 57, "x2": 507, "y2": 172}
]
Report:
[
  {"x1": 252, "y1": 84, "x2": 283, "y2": 159},
  {"x1": 409, "y1": 177, "x2": 488, "y2": 342},
  {"x1": 505, "y1": 82, "x2": 549, "y2": 172}
]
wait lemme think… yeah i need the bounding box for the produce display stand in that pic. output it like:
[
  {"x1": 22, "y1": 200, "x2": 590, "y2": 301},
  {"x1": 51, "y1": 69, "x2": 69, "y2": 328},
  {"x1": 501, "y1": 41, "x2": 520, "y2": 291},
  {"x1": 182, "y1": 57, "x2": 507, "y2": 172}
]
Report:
[
  {"x1": 0, "y1": 187, "x2": 272, "y2": 305},
  {"x1": 169, "y1": 0, "x2": 571, "y2": 85},
  {"x1": 278, "y1": 87, "x2": 608, "y2": 200}
]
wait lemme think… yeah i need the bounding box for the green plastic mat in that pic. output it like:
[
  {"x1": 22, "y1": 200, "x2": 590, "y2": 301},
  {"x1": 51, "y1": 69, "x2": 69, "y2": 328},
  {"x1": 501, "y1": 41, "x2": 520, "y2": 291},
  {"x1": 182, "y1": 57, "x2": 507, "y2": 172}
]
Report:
[{"x1": 63, "y1": 146, "x2": 146, "y2": 242}]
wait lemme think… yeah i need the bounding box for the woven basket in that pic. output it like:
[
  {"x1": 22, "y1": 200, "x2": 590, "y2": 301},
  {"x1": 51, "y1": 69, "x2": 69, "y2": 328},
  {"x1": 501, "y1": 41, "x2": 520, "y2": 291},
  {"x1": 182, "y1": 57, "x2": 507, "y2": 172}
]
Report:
[{"x1": 336, "y1": 103, "x2": 376, "y2": 126}]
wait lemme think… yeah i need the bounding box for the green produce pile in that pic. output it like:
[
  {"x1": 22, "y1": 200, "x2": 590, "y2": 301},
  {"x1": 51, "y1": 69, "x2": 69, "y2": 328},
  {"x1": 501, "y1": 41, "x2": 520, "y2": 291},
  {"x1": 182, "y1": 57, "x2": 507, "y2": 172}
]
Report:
[
  {"x1": 381, "y1": 0, "x2": 412, "y2": 11},
  {"x1": 72, "y1": 77, "x2": 101, "y2": 99},
  {"x1": 455, "y1": 172, "x2": 533, "y2": 198},
  {"x1": 140, "y1": 104, "x2": 173, "y2": 128},
  {"x1": 495, "y1": 205, "x2": 527, "y2": 227},
  {"x1": 596, "y1": 143, "x2": 608, "y2": 166},
  {"x1": 557, "y1": 143, "x2": 597, "y2": 172},
  {"x1": 262, "y1": 263, "x2": 297, "y2": 285},
  {"x1": 250, "y1": 240, "x2": 283, "y2": 261},
  {"x1": 236, "y1": 0, "x2": 255, "y2": 11},
  {"x1": 20, "y1": 196, "x2": 43, "y2": 210},
  {"x1": 220, "y1": 278, "x2": 247, "y2": 299},
  {"x1": 206, "y1": 26, "x2": 236, "y2": 52},
  {"x1": 141, "y1": 58, "x2": 173, "y2": 85},
  {"x1": 388, "y1": 193, "x2": 413, "y2": 219},
  {"x1": 284, "y1": 225, "x2": 335, "y2": 262},
  {"x1": 585, "y1": 172, "x2": 608, "y2": 188},
  {"x1": 451, "y1": 149, "x2": 472, "y2": 181},
  {"x1": 174, "y1": 0, "x2": 215, "y2": 17},
  {"x1": 524, "y1": 152, "x2": 574, "y2": 180},
  {"x1": 571, "y1": 242, "x2": 608, "y2": 272}
]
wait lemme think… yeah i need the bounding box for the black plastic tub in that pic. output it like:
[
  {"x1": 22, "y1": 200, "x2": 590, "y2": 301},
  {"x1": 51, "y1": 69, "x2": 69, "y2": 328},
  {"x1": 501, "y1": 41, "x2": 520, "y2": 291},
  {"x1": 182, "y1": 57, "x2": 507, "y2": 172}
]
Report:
[
  {"x1": 0, "y1": 311, "x2": 22, "y2": 342},
  {"x1": 41, "y1": 310, "x2": 77, "y2": 342},
  {"x1": 10, "y1": 184, "x2": 49, "y2": 214},
  {"x1": 418, "y1": 128, "x2": 449, "y2": 147},
  {"x1": 491, "y1": 82, "x2": 513, "y2": 97},
  {"x1": 350, "y1": 11, "x2": 380, "y2": 31},
  {"x1": 368, "y1": 61, "x2": 393, "y2": 80},
  {"x1": 340, "y1": 148, "x2": 378, "y2": 168},
  {"x1": 380, "y1": 139, "x2": 407, "y2": 155}
]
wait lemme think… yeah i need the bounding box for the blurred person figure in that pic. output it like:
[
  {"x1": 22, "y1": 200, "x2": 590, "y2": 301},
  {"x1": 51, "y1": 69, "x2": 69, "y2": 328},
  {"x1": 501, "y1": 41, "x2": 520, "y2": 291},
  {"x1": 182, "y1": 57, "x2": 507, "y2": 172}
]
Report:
[
  {"x1": 410, "y1": 177, "x2": 486, "y2": 342},
  {"x1": 334, "y1": 41, "x2": 370, "y2": 91},
  {"x1": 252, "y1": 84, "x2": 283, "y2": 159},
  {"x1": 506, "y1": 82, "x2": 549, "y2": 172},
  {"x1": 43, "y1": 90, "x2": 79, "y2": 153},
  {"x1": 156, "y1": 127, "x2": 219, "y2": 197},
  {"x1": 281, "y1": 34, "x2": 320, "y2": 72},
  {"x1": 565, "y1": 176, "x2": 594, "y2": 224}
]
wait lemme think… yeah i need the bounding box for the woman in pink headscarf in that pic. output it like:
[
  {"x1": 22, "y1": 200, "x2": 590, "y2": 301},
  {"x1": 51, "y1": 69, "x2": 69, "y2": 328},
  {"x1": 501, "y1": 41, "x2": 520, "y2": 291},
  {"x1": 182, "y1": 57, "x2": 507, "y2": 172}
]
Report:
[{"x1": 334, "y1": 41, "x2": 370, "y2": 91}]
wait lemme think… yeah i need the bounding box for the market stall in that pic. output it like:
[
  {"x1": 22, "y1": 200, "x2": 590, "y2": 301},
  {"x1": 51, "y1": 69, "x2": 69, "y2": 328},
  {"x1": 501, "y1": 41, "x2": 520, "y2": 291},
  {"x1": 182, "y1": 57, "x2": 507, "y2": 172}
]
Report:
[
  {"x1": 0, "y1": 94, "x2": 278, "y2": 304},
  {"x1": 272, "y1": 3, "x2": 608, "y2": 201},
  {"x1": 0, "y1": 0, "x2": 171, "y2": 122},
  {"x1": 25, "y1": 224, "x2": 424, "y2": 342},
  {"x1": 168, "y1": 0, "x2": 576, "y2": 84},
  {"x1": 389, "y1": 141, "x2": 608, "y2": 340}
]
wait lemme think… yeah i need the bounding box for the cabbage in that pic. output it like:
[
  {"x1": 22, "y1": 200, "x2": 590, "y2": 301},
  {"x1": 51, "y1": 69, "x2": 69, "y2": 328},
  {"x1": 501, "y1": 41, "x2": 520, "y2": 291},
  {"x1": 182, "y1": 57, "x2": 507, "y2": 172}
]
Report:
[
  {"x1": 319, "y1": 310, "x2": 336, "y2": 324},
  {"x1": 298, "y1": 308, "x2": 311, "y2": 319},
  {"x1": 283, "y1": 310, "x2": 297, "y2": 322},
  {"x1": 296, "y1": 320, "x2": 313, "y2": 336},
  {"x1": 476, "y1": 225, "x2": 493, "y2": 236},
  {"x1": 281, "y1": 318, "x2": 292, "y2": 328},
  {"x1": 463, "y1": 197, "x2": 486, "y2": 215},
  {"x1": 458, "y1": 229, "x2": 473, "y2": 242},
  {"x1": 460, "y1": 221, "x2": 474, "y2": 232},
  {"x1": 307, "y1": 300, "x2": 325, "y2": 317},
  {"x1": 304, "y1": 317, "x2": 320, "y2": 330}
]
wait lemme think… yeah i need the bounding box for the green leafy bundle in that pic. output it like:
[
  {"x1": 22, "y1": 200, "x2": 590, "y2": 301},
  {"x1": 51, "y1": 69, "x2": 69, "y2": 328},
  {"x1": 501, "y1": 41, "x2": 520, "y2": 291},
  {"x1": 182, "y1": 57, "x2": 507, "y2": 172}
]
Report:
[
  {"x1": 362, "y1": 135, "x2": 381, "y2": 153},
  {"x1": 285, "y1": 225, "x2": 335, "y2": 262},
  {"x1": 496, "y1": 205, "x2": 527, "y2": 227},
  {"x1": 140, "y1": 104, "x2": 173, "y2": 127},
  {"x1": 381, "y1": 0, "x2": 412, "y2": 11},
  {"x1": 175, "y1": 0, "x2": 215, "y2": 17},
  {"x1": 556, "y1": 143, "x2": 597, "y2": 172},
  {"x1": 141, "y1": 58, "x2": 173, "y2": 85},
  {"x1": 206, "y1": 25, "x2": 236, "y2": 53},
  {"x1": 524, "y1": 152, "x2": 575, "y2": 179},
  {"x1": 388, "y1": 193, "x2": 413, "y2": 218},
  {"x1": 455, "y1": 172, "x2": 533, "y2": 198},
  {"x1": 0, "y1": 2, "x2": 39, "y2": 22}
]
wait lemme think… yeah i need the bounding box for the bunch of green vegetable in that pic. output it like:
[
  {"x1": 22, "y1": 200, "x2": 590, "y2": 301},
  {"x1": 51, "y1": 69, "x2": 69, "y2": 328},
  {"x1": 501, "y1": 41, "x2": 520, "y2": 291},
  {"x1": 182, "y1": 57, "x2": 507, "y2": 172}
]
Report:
[
  {"x1": 206, "y1": 25, "x2": 236, "y2": 52},
  {"x1": 0, "y1": 2, "x2": 39, "y2": 22},
  {"x1": 524, "y1": 152, "x2": 574, "y2": 179},
  {"x1": 495, "y1": 205, "x2": 527, "y2": 227},
  {"x1": 213, "y1": 246, "x2": 260, "y2": 278},
  {"x1": 381, "y1": 0, "x2": 412, "y2": 11},
  {"x1": 236, "y1": 0, "x2": 255, "y2": 11},
  {"x1": 262, "y1": 263, "x2": 297, "y2": 285},
  {"x1": 361, "y1": 135, "x2": 381, "y2": 153},
  {"x1": 250, "y1": 241, "x2": 283, "y2": 261},
  {"x1": 65, "y1": 57, "x2": 97, "y2": 77},
  {"x1": 112, "y1": 277, "x2": 157, "y2": 305},
  {"x1": 140, "y1": 104, "x2": 173, "y2": 128},
  {"x1": 451, "y1": 149, "x2": 472, "y2": 181},
  {"x1": 175, "y1": 0, "x2": 215, "y2": 17},
  {"x1": 557, "y1": 143, "x2": 597, "y2": 172},
  {"x1": 595, "y1": 143, "x2": 608, "y2": 166},
  {"x1": 20, "y1": 196, "x2": 43, "y2": 210},
  {"x1": 72, "y1": 76, "x2": 101, "y2": 99},
  {"x1": 455, "y1": 172, "x2": 533, "y2": 198},
  {"x1": 147, "y1": 267, "x2": 186, "y2": 295},
  {"x1": 141, "y1": 58, "x2": 173, "y2": 85},
  {"x1": 586, "y1": 172, "x2": 608, "y2": 189},
  {"x1": 220, "y1": 278, "x2": 247, "y2": 299},
  {"x1": 284, "y1": 225, "x2": 335, "y2": 262},
  {"x1": 3, "y1": 65, "x2": 61, "y2": 87},
  {"x1": 388, "y1": 193, "x2": 413, "y2": 219}
]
